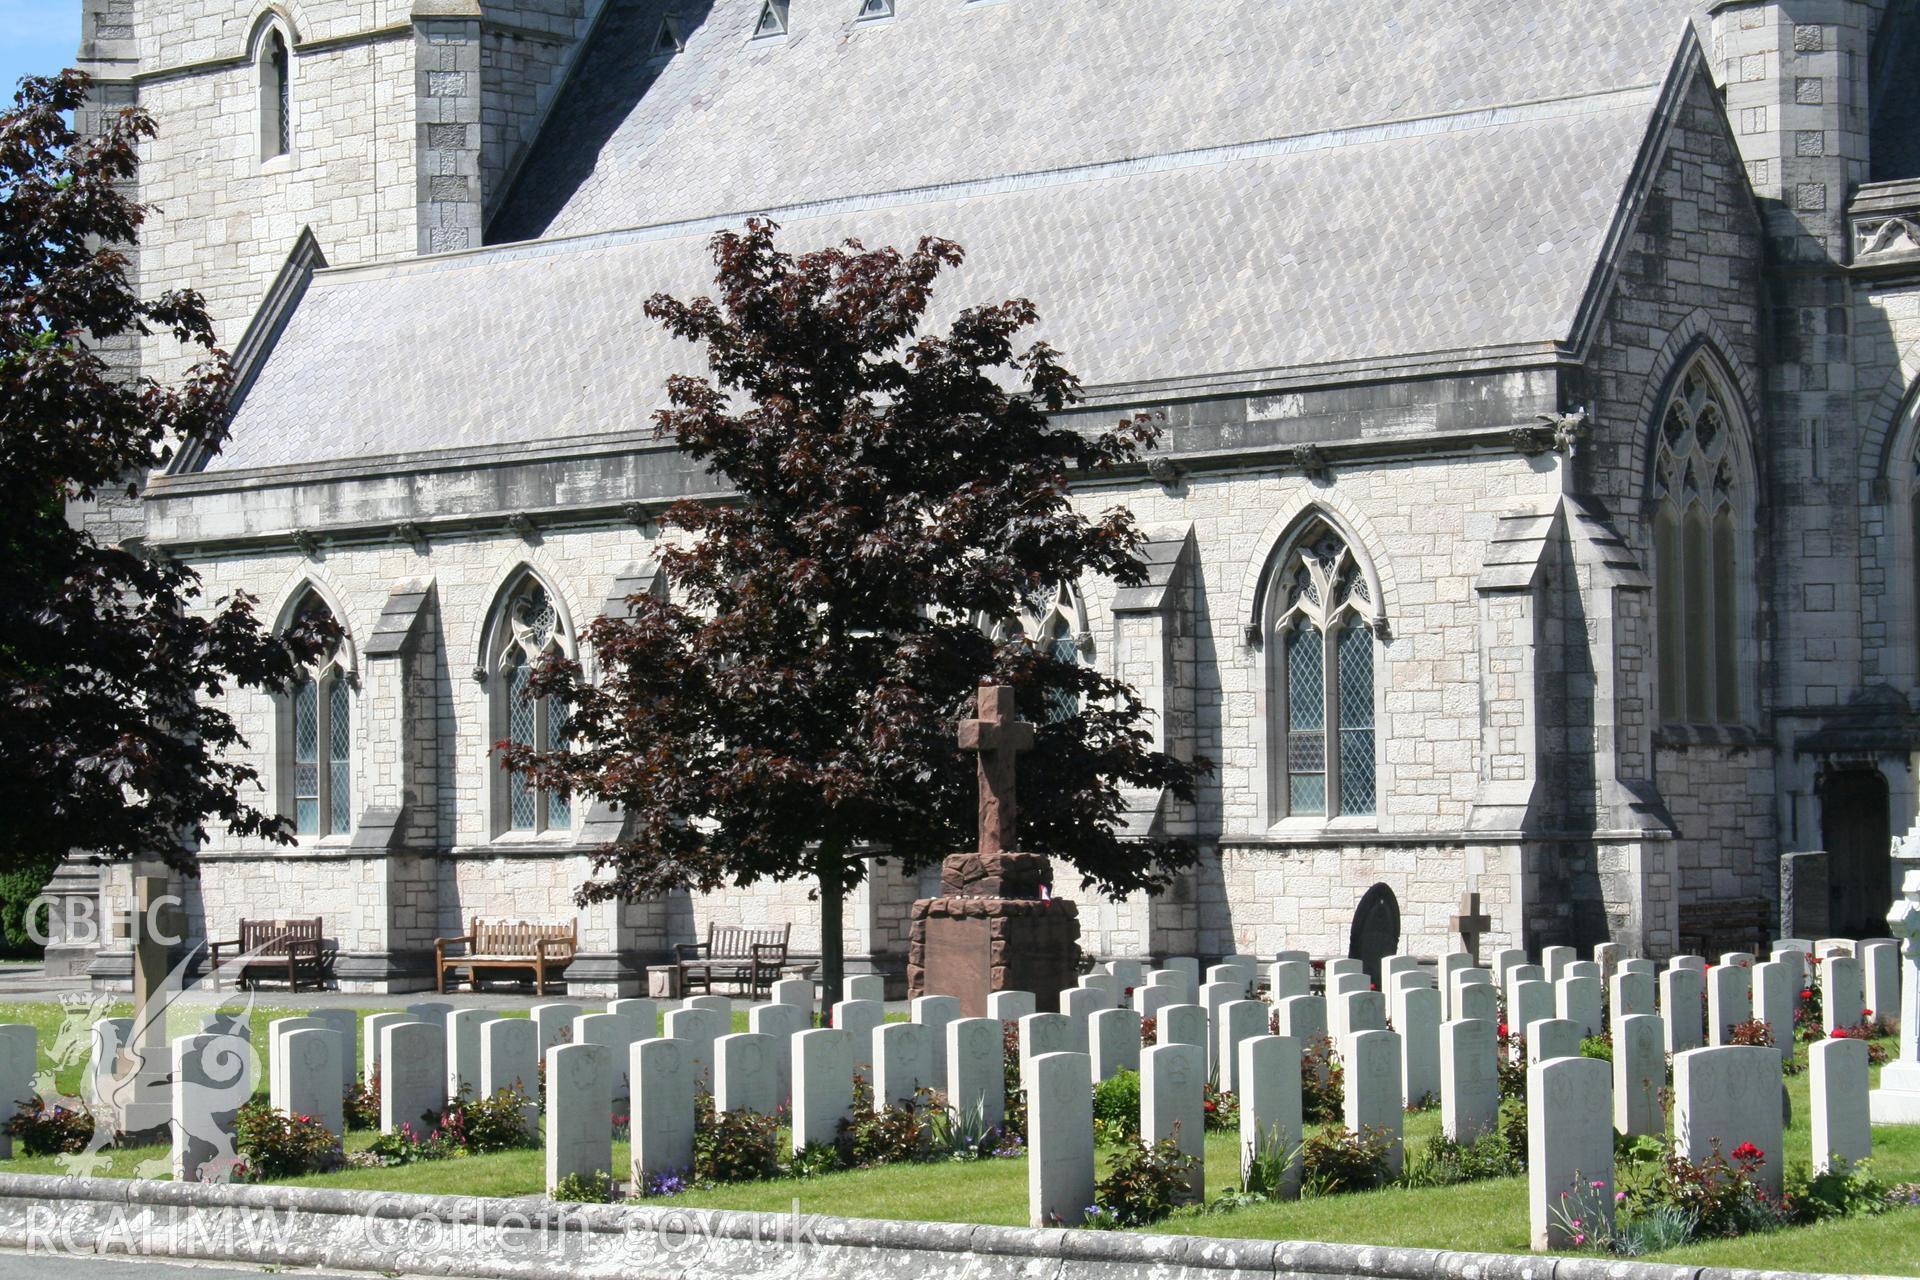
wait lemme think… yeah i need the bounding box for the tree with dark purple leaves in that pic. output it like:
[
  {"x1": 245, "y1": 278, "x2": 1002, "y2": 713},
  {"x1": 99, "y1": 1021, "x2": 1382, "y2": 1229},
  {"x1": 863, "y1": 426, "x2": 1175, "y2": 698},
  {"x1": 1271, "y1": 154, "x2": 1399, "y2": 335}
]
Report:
[
  {"x1": 505, "y1": 218, "x2": 1207, "y2": 1007},
  {"x1": 0, "y1": 71, "x2": 333, "y2": 884}
]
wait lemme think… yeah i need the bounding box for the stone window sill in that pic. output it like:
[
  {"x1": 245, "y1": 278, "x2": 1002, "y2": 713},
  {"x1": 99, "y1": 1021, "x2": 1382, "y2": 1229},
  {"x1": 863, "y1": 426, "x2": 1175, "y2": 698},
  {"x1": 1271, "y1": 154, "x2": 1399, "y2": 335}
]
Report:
[{"x1": 1653, "y1": 722, "x2": 1764, "y2": 749}]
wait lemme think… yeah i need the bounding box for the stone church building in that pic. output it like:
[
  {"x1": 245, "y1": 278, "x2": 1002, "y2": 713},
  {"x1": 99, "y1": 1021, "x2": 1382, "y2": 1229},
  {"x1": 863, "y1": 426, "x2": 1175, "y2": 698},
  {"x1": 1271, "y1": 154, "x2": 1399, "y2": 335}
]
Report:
[{"x1": 68, "y1": 0, "x2": 1920, "y2": 991}]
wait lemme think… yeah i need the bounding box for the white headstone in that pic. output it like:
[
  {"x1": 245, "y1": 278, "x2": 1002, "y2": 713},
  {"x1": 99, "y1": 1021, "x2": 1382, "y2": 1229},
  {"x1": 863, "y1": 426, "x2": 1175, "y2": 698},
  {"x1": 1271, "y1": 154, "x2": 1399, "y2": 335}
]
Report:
[
  {"x1": 480, "y1": 1017, "x2": 540, "y2": 1135},
  {"x1": 1237, "y1": 1034, "x2": 1302, "y2": 1199},
  {"x1": 1618, "y1": 957, "x2": 1657, "y2": 978},
  {"x1": 1706, "y1": 964, "x2": 1751, "y2": 1046},
  {"x1": 1025, "y1": 1050, "x2": 1094, "y2": 1227},
  {"x1": 684, "y1": 993, "x2": 732, "y2": 1020},
  {"x1": 1199, "y1": 981, "x2": 1240, "y2": 1070},
  {"x1": 1541, "y1": 945, "x2": 1575, "y2": 986},
  {"x1": 574, "y1": 1012, "x2": 641, "y2": 1104},
  {"x1": 1272, "y1": 949, "x2": 1310, "y2": 966},
  {"x1": 360, "y1": 1012, "x2": 405, "y2": 1088},
  {"x1": 1504, "y1": 963, "x2": 1546, "y2": 1005},
  {"x1": 831, "y1": 999, "x2": 885, "y2": 1060},
  {"x1": 988, "y1": 989, "x2": 1037, "y2": 1025},
  {"x1": 86, "y1": 1017, "x2": 132, "y2": 1107},
  {"x1": 946, "y1": 1017, "x2": 1005, "y2": 1136},
  {"x1": 446, "y1": 1008, "x2": 500, "y2": 1101},
  {"x1": 1382, "y1": 954, "x2": 1420, "y2": 987},
  {"x1": 1440, "y1": 1018, "x2": 1498, "y2": 1142},
  {"x1": 1610, "y1": 970, "x2": 1655, "y2": 1018},
  {"x1": 750, "y1": 1000, "x2": 809, "y2": 1105},
  {"x1": 405, "y1": 1002, "x2": 454, "y2": 1022},
  {"x1": 1018, "y1": 1011, "x2": 1073, "y2": 1077},
  {"x1": 872, "y1": 1021, "x2": 932, "y2": 1109},
  {"x1": 1508, "y1": 981, "x2": 1553, "y2": 1057},
  {"x1": 1674, "y1": 1045, "x2": 1783, "y2": 1195},
  {"x1": 1274, "y1": 994, "x2": 1327, "y2": 1050},
  {"x1": 1343, "y1": 1028, "x2": 1403, "y2": 1175},
  {"x1": 663, "y1": 1006, "x2": 724, "y2": 1090},
  {"x1": 1556, "y1": 975, "x2": 1603, "y2": 1038},
  {"x1": 631, "y1": 1037, "x2": 696, "y2": 1184},
  {"x1": 1327, "y1": 972, "x2": 1369, "y2": 1038},
  {"x1": 1717, "y1": 952, "x2": 1754, "y2": 971},
  {"x1": 1612, "y1": 1012, "x2": 1665, "y2": 1138},
  {"x1": 1106, "y1": 958, "x2": 1146, "y2": 991},
  {"x1": 1660, "y1": 966, "x2": 1705, "y2": 1053},
  {"x1": 272, "y1": 1027, "x2": 344, "y2": 1138},
  {"x1": 0, "y1": 1025, "x2": 34, "y2": 1156},
  {"x1": 1771, "y1": 947, "x2": 1807, "y2": 1011},
  {"x1": 772, "y1": 977, "x2": 815, "y2": 1017},
  {"x1": 1437, "y1": 953, "x2": 1470, "y2": 1020},
  {"x1": 1133, "y1": 984, "x2": 1177, "y2": 1021},
  {"x1": 1809, "y1": 1035, "x2": 1871, "y2": 1175},
  {"x1": 1525, "y1": 1018, "x2": 1581, "y2": 1064},
  {"x1": 1528, "y1": 1055, "x2": 1613, "y2": 1250},
  {"x1": 545, "y1": 1042, "x2": 611, "y2": 1194},
  {"x1": 1077, "y1": 973, "x2": 1122, "y2": 1010},
  {"x1": 845, "y1": 974, "x2": 886, "y2": 1003},
  {"x1": 1341, "y1": 990, "x2": 1387, "y2": 1039},
  {"x1": 1164, "y1": 956, "x2": 1202, "y2": 991},
  {"x1": 380, "y1": 1021, "x2": 446, "y2": 1134},
  {"x1": 1205, "y1": 964, "x2": 1246, "y2": 995},
  {"x1": 1669, "y1": 954, "x2": 1706, "y2": 972},
  {"x1": 791, "y1": 1027, "x2": 854, "y2": 1152},
  {"x1": 1215, "y1": 999, "x2": 1268, "y2": 1093},
  {"x1": 172, "y1": 1033, "x2": 252, "y2": 1182},
  {"x1": 529, "y1": 1005, "x2": 579, "y2": 1059},
  {"x1": 1142, "y1": 1042, "x2": 1205, "y2": 1201},
  {"x1": 1456, "y1": 981, "x2": 1498, "y2": 1027},
  {"x1": 1267, "y1": 960, "x2": 1311, "y2": 1000},
  {"x1": 1861, "y1": 939, "x2": 1899, "y2": 1029},
  {"x1": 266, "y1": 1015, "x2": 325, "y2": 1097},
  {"x1": 608, "y1": 998, "x2": 657, "y2": 1043},
  {"x1": 1815, "y1": 937, "x2": 1855, "y2": 959},
  {"x1": 1157, "y1": 1003, "x2": 1207, "y2": 1050},
  {"x1": 1593, "y1": 942, "x2": 1622, "y2": 978},
  {"x1": 1089, "y1": 1007, "x2": 1142, "y2": 1084},
  {"x1": 1058, "y1": 988, "x2": 1103, "y2": 1057},
  {"x1": 1491, "y1": 947, "x2": 1528, "y2": 992},
  {"x1": 1822, "y1": 954, "x2": 1864, "y2": 1035},
  {"x1": 715, "y1": 1031, "x2": 778, "y2": 1115},
  {"x1": 1751, "y1": 959, "x2": 1795, "y2": 1065},
  {"x1": 1324, "y1": 957, "x2": 1362, "y2": 980},
  {"x1": 1393, "y1": 984, "x2": 1441, "y2": 1106}
]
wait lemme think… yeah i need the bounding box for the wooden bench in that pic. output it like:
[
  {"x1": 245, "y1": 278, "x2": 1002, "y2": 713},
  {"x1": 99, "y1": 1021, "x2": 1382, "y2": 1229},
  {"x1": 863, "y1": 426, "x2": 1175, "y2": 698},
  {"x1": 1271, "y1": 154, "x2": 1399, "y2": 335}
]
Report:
[
  {"x1": 435, "y1": 919, "x2": 577, "y2": 995},
  {"x1": 207, "y1": 918, "x2": 328, "y2": 992},
  {"x1": 675, "y1": 924, "x2": 791, "y2": 1000}
]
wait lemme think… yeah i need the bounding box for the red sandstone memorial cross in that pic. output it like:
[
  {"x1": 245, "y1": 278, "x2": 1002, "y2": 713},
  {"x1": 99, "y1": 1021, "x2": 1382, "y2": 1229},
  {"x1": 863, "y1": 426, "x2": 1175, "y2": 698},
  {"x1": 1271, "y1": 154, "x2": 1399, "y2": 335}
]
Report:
[{"x1": 958, "y1": 685, "x2": 1035, "y2": 856}]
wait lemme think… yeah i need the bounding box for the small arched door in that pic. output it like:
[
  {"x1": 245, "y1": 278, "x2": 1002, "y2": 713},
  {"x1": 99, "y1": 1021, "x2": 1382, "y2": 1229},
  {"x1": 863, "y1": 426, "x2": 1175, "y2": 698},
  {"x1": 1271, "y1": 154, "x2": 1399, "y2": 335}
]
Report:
[
  {"x1": 1819, "y1": 767, "x2": 1893, "y2": 937},
  {"x1": 1348, "y1": 883, "x2": 1401, "y2": 986}
]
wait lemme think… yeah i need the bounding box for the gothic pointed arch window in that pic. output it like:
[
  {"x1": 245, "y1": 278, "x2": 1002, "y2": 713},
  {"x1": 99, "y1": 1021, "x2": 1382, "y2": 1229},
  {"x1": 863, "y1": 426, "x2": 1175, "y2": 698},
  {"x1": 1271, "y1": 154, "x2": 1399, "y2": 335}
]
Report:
[
  {"x1": 258, "y1": 24, "x2": 292, "y2": 160},
  {"x1": 1265, "y1": 519, "x2": 1377, "y2": 819},
  {"x1": 282, "y1": 591, "x2": 350, "y2": 837},
  {"x1": 1651, "y1": 357, "x2": 1748, "y2": 725},
  {"x1": 489, "y1": 574, "x2": 572, "y2": 834},
  {"x1": 979, "y1": 581, "x2": 1091, "y2": 723}
]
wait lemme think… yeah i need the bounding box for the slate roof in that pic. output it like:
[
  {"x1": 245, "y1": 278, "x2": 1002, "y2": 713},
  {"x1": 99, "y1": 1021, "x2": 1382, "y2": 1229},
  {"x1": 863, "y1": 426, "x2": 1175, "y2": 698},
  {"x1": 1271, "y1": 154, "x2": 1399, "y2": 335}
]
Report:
[{"x1": 208, "y1": 0, "x2": 1707, "y2": 473}]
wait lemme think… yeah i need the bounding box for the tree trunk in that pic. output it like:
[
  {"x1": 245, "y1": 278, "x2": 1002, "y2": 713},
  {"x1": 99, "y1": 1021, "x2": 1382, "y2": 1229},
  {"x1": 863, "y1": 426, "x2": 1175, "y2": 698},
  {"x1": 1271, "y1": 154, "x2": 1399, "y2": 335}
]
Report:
[{"x1": 819, "y1": 862, "x2": 844, "y2": 1021}]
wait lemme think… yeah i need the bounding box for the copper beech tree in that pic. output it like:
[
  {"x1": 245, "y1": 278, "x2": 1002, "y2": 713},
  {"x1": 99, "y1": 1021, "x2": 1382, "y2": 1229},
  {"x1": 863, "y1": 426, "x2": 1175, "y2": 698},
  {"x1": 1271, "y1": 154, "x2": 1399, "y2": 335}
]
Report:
[
  {"x1": 0, "y1": 72, "x2": 332, "y2": 884},
  {"x1": 508, "y1": 219, "x2": 1206, "y2": 1005}
]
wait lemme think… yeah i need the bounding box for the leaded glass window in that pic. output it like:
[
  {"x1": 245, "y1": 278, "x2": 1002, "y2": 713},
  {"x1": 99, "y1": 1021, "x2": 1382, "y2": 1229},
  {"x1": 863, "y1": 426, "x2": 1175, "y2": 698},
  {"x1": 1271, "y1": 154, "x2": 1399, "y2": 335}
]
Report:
[
  {"x1": 285, "y1": 592, "x2": 349, "y2": 837},
  {"x1": 493, "y1": 577, "x2": 572, "y2": 833},
  {"x1": 1651, "y1": 359, "x2": 1746, "y2": 725},
  {"x1": 260, "y1": 29, "x2": 290, "y2": 160},
  {"x1": 1269, "y1": 520, "x2": 1378, "y2": 820}
]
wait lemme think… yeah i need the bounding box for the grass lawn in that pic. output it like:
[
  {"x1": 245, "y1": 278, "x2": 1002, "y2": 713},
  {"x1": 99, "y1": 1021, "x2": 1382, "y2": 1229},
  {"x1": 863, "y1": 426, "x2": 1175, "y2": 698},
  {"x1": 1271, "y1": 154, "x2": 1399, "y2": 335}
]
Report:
[{"x1": 2, "y1": 999, "x2": 1914, "y2": 1275}]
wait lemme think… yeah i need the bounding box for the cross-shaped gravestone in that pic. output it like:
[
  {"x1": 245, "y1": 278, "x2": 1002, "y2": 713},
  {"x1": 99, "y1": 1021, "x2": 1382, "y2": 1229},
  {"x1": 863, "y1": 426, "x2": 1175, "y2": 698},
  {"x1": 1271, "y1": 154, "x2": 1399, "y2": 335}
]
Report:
[
  {"x1": 957, "y1": 685, "x2": 1035, "y2": 856},
  {"x1": 1450, "y1": 891, "x2": 1491, "y2": 966}
]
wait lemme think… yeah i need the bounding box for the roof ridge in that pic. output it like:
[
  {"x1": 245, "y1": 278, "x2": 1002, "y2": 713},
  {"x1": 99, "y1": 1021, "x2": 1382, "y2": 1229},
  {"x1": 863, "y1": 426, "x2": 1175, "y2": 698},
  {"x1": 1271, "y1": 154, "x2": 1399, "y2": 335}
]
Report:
[{"x1": 313, "y1": 81, "x2": 1663, "y2": 289}]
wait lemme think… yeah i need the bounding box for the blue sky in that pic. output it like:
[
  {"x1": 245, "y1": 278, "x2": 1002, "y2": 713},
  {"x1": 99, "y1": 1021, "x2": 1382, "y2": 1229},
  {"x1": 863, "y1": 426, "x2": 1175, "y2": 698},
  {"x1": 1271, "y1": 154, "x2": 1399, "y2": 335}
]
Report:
[{"x1": 2, "y1": 0, "x2": 80, "y2": 103}]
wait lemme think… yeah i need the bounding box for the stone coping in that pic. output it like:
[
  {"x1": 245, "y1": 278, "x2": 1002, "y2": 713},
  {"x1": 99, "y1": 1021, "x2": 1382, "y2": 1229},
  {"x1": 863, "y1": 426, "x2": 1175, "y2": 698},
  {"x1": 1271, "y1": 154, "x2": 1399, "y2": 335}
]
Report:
[{"x1": 0, "y1": 1173, "x2": 1897, "y2": 1280}]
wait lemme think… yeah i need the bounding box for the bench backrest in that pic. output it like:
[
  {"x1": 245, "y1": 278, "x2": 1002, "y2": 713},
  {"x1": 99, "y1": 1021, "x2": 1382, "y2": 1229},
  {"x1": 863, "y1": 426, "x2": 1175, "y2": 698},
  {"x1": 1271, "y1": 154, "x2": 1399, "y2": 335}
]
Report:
[
  {"x1": 707, "y1": 923, "x2": 791, "y2": 959},
  {"x1": 240, "y1": 918, "x2": 322, "y2": 955},
  {"x1": 472, "y1": 919, "x2": 577, "y2": 955}
]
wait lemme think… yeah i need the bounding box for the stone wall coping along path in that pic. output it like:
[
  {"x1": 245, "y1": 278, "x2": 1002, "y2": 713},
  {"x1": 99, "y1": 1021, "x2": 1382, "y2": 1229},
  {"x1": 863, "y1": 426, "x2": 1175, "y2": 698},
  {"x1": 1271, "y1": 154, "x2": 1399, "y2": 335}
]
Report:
[{"x1": 0, "y1": 1172, "x2": 1900, "y2": 1280}]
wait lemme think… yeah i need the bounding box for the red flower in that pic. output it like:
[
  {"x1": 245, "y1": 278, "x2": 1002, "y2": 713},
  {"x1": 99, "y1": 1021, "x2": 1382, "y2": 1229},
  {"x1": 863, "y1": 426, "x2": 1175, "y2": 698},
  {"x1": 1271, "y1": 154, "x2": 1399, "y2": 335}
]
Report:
[
  {"x1": 1831, "y1": 1026, "x2": 1850, "y2": 1039},
  {"x1": 1203, "y1": 1100, "x2": 1217, "y2": 1113},
  {"x1": 1799, "y1": 989, "x2": 1813, "y2": 1000},
  {"x1": 1497, "y1": 1023, "x2": 1509, "y2": 1038},
  {"x1": 1731, "y1": 1141, "x2": 1764, "y2": 1164}
]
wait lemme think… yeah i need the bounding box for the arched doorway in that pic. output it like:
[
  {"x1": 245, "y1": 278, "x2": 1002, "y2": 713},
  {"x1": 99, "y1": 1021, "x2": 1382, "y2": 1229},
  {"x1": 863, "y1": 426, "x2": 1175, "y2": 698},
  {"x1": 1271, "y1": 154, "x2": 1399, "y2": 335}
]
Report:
[
  {"x1": 1819, "y1": 767, "x2": 1893, "y2": 937},
  {"x1": 1348, "y1": 883, "x2": 1401, "y2": 986}
]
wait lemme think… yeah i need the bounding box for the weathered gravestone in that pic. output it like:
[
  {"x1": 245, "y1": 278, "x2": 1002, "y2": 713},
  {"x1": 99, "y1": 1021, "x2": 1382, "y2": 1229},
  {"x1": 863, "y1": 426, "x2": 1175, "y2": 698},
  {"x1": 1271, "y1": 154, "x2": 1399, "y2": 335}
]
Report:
[
  {"x1": 751, "y1": 1000, "x2": 809, "y2": 1105},
  {"x1": 716, "y1": 1032, "x2": 779, "y2": 1116},
  {"x1": 273, "y1": 1027, "x2": 344, "y2": 1138},
  {"x1": 632, "y1": 1037, "x2": 696, "y2": 1184},
  {"x1": 1556, "y1": 976, "x2": 1603, "y2": 1038},
  {"x1": 171, "y1": 1033, "x2": 253, "y2": 1183},
  {"x1": 987, "y1": 990, "x2": 1036, "y2": 1025},
  {"x1": 1143, "y1": 1042, "x2": 1205, "y2": 1201},
  {"x1": 910, "y1": 688, "x2": 1080, "y2": 1016},
  {"x1": 873, "y1": 1022, "x2": 932, "y2": 1109},
  {"x1": 1707, "y1": 965, "x2": 1751, "y2": 1046},
  {"x1": 1823, "y1": 954, "x2": 1864, "y2": 1035},
  {"x1": 664, "y1": 1006, "x2": 724, "y2": 1091},
  {"x1": 1610, "y1": 970, "x2": 1655, "y2": 1018},
  {"x1": 0, "y1": 1025, "x2": 34, "y2": 1157},
  {"x1": 1026, "y1": 1050, "x2": 1094, "y2": 1227},
  {"x1": 1268, "y1": 960, "x2": 1311, "y2": 1000},
  {"x1": 1675, "y1": 1045, "x2": 1784, "y2": 1196},
  {"x1": 1238, "y1": 1035, "x2": 1302, "y2": 1198},
  {"x1": 1779, "y1": 850, "x2": 1831, "y2": 941},
  {"x1": 771, "y1": 977, "x2": 814, "y2": 1017},
  {"x1": 1528, "y1": 1055, "x2": 1613, "y2": 1251},
  {"x1": 531, "y1": 1002, "x2": 582, "y2": 1055},
  {"x1": 447, "y1": 1008, "x2": 499, "y2": 1100},
  {"x1": 1860, "y1": 939, "x2": 1899, "y2": 1028},
  {"x1": 1394, "y1": 985, "x2": 1441, "y2": 1105},
  {"x1": 545, "y1": 1042, "x2": 611, "y2": 1194},
  {"x1": 1215, "y1": 1000, "x2": 1268, "y2": 1093},
  {"x1": 947, "y1": 1017, "x2": 1004, "y2": 1134},
  {"x1": 831, "y1": 999, "x2": 885, "y2": 1060},
  {"x1": 845, "y1": 975, "x2": 885, "y2": 1003},
  {"x1": 1540, "y1": 945, "x2": 1575, "y2": 986},
  {"x1": 1810, "y1": 1035, "x2": 1871, "y2": 1174},
  {"x1": 1613, "y1": 1012, "x2": 1665, "y2": 1138},
  {"x1": 380, "y1": 1021, "x2": 446, "y2": 1134},
  {"x1": 1751, "y1": 959, "x2": 1795, "y2": 1065},
  {"x1": 1344, "y1": 1028, "x2": 1404, "y2": 1175},
  {"x1": 1060, "y1": 988, "x2": 1104, "y2": 1058},
  {"x1": 574, "y1": 1012, "x2": 641, "y2": 1105},
  {"x1": 1158, "y1": 1004, "x2": 1207, "y2": 1051},
  {"x1": 1089, "y1": 1008, "x2": 1141, "y2": 1084},
  {"x1": 1526, "y1": 1018, "x2": 1581, "y2": 1063},
  {"x1": 481, "y1": 1017, "x2": 540, "y2": 1135},
  {"x1": 361, "y1": 1012, "x2": 405, "y2": 1088},
  {"x1": 1660, "y1": 966, "x2": 1705, "y2": 1053},
  {"x1": 792, "y1": 1028, "x2": 855, "y2": 1153},
  {"x1": 1440, "y1": 1018, "x2": 1497, "y2": 1142},
  {"x1": 911, "y1": 994, "x2": 961, "y2": 1083}
]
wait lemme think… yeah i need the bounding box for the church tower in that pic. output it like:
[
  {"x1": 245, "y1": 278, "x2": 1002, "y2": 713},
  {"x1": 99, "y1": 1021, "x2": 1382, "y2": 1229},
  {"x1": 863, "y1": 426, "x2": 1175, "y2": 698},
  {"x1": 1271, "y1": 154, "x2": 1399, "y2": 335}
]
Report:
[{"x1": 73, "y1": 0, "x2": 599, "y2": 380}]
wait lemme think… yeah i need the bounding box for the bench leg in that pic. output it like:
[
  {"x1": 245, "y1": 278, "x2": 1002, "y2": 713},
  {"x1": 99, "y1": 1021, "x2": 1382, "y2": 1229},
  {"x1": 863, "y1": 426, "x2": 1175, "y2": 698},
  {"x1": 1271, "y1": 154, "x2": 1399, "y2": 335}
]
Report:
[{"x1": 437, "y1": 965, "x2": 448, "y2": 995}]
